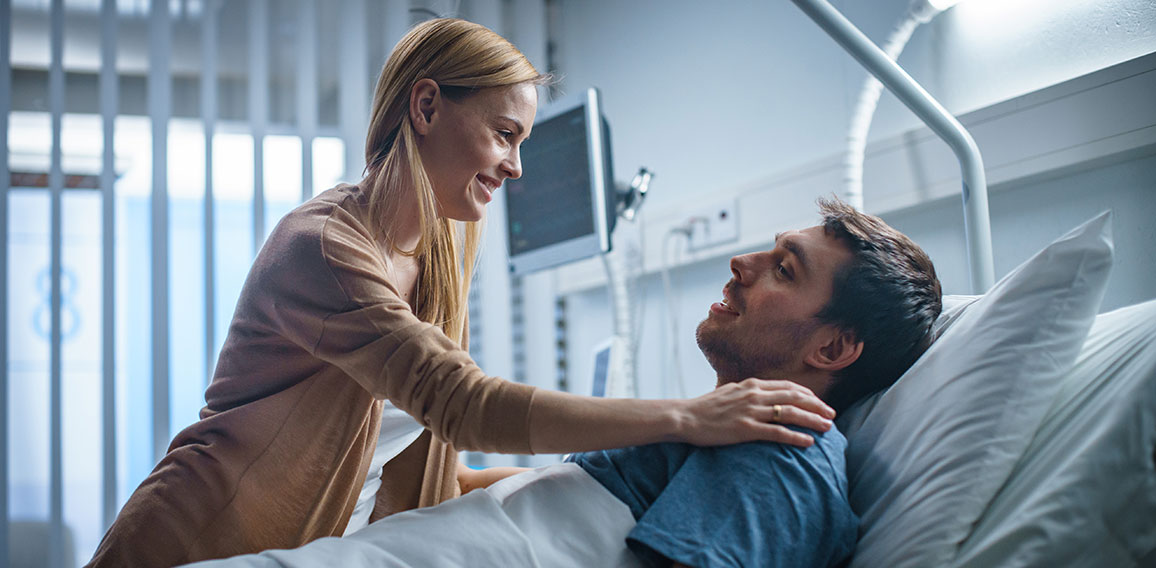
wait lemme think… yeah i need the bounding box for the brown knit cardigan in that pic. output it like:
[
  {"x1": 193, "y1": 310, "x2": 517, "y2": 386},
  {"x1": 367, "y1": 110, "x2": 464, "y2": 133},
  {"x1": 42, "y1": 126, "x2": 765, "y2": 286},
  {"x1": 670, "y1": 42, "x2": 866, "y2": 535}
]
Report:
[{"x1": 87, "y1": 185, "x2": 536, "y2": 567}]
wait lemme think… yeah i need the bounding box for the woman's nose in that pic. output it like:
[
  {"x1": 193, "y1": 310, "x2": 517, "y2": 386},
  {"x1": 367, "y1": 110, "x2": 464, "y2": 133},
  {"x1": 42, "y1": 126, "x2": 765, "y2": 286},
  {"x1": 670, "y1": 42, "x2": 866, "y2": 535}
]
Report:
[{"x1": 502, "y1": 148, "x2": 523, "y2": 180}]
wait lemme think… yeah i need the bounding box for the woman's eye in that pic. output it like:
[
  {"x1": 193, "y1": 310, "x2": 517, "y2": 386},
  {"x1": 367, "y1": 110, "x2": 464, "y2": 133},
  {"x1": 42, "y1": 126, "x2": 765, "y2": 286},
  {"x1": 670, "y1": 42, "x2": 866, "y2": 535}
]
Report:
[{"x1": 497, "y1": 130, "x2": 513, "y2": 140}]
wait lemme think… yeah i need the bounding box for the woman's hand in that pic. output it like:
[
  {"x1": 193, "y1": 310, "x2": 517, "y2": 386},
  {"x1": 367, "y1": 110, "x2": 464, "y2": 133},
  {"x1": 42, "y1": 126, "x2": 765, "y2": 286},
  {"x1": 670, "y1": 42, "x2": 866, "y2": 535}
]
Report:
[{"x1": 674, "y1": 378, "x2": 836, "y2": 448}]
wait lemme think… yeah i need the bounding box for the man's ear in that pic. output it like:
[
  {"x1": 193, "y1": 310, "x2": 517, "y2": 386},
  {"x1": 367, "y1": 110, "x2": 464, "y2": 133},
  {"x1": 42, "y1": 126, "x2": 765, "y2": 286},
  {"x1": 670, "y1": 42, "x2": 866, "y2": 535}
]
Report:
[
  {"x1": 409, "y1": 78, "x2": 440, "y2": 136},
  {"x1": 804, "y1": 327, "x2": 863, "y2": 372}
]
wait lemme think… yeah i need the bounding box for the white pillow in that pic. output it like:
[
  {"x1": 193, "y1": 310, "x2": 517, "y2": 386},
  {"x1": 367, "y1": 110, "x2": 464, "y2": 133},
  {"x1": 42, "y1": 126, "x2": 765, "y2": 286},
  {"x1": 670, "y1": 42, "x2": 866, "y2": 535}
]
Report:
[
  {"x1": 839, "y1": 212, "x2": 1115, "y2": 568},
  {"x1": 954, "y1": 299, "x2": 1156, "y2": 567}
]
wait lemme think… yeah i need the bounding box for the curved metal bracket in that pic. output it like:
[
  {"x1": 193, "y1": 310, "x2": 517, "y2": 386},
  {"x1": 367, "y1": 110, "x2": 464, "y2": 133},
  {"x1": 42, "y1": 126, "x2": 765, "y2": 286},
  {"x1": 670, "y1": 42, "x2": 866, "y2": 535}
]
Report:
[{"x1": 791, "y1": 0, "x2": 995, "y2": 293}]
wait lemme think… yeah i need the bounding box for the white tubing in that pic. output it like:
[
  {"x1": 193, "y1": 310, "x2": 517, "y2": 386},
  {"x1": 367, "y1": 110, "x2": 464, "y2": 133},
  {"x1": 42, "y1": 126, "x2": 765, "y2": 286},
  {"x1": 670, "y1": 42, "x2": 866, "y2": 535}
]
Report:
[
  {"x1": 659, "y1": 230, "x2": 688, "y2": 399},
  {"x1": 844, "y1": 15, "x2": 919, "y2": 210},
  {"x1": 601, "y1": 249, "x2": 637, "y2": 398}
]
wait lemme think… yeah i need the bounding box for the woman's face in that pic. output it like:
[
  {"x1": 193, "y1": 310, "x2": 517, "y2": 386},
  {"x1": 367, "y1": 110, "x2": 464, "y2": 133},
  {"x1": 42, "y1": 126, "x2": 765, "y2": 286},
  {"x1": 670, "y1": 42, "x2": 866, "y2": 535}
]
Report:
[{"x1": 413, "y1": 81, "x2": 538, "y2": 222}]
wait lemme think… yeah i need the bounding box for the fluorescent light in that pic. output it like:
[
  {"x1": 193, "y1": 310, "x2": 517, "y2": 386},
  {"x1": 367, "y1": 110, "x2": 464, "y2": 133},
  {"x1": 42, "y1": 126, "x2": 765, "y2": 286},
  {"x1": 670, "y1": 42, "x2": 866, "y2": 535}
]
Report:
[
  {"x1": 911, "y1": 0, "x2": 966, "y2": 23},
  {"x1": 927, "y1": 0, "x2": 964, "y2": 11}
]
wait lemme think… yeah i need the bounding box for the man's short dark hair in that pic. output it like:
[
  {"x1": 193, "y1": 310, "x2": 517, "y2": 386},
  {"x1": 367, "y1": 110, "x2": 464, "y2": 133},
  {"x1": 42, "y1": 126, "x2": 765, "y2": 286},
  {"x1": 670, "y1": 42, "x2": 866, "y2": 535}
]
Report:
[{"x1": 816, "y1": 197, "x2": 942, "y2": 413}]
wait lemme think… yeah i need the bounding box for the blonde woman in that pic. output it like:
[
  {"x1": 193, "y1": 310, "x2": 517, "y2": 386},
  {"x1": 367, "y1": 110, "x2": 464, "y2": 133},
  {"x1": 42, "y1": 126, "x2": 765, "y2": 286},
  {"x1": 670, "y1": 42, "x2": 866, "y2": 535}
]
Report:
[{"x1": 87, "y1": 19, "x2": 835, "y2": 567}]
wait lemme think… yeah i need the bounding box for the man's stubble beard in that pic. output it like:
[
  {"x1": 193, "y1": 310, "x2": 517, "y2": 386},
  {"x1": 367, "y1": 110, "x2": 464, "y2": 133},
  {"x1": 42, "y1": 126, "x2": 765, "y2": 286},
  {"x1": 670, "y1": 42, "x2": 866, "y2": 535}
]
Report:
[{"x1": 695, "y1": 317, "x2": 821, "y2": 385}]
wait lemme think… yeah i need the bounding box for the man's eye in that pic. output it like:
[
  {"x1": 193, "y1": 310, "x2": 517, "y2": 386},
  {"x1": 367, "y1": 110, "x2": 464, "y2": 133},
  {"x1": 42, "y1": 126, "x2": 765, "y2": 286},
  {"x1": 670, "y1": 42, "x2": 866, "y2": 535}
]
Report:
[
  {"x1": 777, "y1": 264, "x2": 792, "y2": 280},
  {"x1": 497, "y1": 130, "x2": 513, "y2": 139}
]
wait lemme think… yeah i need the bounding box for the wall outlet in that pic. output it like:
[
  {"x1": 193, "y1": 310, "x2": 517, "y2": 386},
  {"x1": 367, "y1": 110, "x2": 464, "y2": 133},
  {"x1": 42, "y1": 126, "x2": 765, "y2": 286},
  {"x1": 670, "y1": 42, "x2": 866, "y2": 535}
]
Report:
[{"x1": 687, "y1": 199, "x2": 739, "y2": 251}]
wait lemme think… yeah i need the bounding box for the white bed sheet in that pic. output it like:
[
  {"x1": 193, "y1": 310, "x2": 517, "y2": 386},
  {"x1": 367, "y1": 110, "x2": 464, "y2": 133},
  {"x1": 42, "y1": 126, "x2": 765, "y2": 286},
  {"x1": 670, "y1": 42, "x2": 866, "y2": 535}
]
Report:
[{"x1": 185, "y1": 463, "x2": 642, "y2": 568}]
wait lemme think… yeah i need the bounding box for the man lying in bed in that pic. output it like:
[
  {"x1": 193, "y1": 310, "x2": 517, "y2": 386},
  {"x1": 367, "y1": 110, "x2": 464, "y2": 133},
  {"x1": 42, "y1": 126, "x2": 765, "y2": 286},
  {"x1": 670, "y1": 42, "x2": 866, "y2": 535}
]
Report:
[
  {"x1": 460, "y1": 197, "x2": 943, "y2": 567},
  {"x1": 195, "y1": 198, "x2": 941, "y2": 568}
]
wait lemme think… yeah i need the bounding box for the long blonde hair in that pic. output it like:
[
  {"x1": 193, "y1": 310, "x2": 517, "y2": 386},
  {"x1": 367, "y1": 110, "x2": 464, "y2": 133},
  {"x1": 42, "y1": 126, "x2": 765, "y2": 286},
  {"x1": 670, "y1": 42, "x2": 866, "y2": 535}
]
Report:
[{"x1": 363, "y1": 18, "x2": 543, "y2": 344}]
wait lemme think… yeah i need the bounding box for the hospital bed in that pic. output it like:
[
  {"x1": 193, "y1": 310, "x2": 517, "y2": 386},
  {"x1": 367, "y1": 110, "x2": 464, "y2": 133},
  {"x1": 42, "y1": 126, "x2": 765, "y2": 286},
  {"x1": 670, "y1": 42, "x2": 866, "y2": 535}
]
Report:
[{"x1": 186, "y1": 213, "x2": 1155, "y2": 568}]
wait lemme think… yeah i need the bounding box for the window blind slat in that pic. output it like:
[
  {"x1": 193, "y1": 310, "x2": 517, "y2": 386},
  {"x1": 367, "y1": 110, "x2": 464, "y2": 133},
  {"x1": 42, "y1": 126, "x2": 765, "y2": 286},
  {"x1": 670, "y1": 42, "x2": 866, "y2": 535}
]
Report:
[
  {"x1": 48, "y1": 0, "x2": 65, "y2": 566},
  {"x1": 202, "y1": 0, "x2": 218, "y2": 393},
  {"x1": 99, "y1": 0, "x2": 118, "y2": 531},
  {"x1": 148, "y1": 0, "x2": 171, "y2": 466},
  {"x1": 251, "y1": 0, "x2": 268, "y2": 251}
]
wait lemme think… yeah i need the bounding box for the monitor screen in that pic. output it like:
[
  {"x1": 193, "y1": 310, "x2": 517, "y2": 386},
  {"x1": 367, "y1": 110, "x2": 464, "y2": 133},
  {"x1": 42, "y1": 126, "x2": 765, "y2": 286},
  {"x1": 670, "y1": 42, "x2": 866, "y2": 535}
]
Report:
[{"x1": 505, "y1": 88, "x2": 615, "y2": 275}]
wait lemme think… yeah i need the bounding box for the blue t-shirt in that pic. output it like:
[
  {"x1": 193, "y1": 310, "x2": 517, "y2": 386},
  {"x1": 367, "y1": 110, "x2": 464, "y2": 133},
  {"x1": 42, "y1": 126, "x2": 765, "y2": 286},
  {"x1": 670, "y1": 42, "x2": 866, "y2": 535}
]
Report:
[{"x1": 568, "y1": 427, "x2": 857, "y2": 568}]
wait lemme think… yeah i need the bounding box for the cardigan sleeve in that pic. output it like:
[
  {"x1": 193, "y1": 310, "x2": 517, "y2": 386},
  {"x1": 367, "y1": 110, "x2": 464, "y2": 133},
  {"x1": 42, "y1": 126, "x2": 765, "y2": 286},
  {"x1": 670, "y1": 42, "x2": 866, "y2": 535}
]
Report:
[{"x1": 264, "y1": 201, "x2": 536, "y2": 455}]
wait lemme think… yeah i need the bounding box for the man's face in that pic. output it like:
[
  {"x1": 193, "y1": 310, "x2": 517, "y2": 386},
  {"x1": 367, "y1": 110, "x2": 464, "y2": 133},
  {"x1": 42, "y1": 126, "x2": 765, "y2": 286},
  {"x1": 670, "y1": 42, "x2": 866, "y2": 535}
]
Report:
[{"x1": 696, "y1": 225, "x2": 853, "y2": 384}]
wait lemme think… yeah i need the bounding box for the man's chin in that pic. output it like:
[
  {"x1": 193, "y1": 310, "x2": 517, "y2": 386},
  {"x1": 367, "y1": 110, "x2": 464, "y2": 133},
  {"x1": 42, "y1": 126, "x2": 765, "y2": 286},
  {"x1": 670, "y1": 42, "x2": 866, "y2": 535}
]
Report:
[
  {"x1": 694, "y1": 321, "x2": 713, "y2": 353},
  {"x1": 695, "y1": 316, "x2": 717, "y2": 337},
  {"x1": 696, "y1": 333, "x2": 734, "y2": 378}
]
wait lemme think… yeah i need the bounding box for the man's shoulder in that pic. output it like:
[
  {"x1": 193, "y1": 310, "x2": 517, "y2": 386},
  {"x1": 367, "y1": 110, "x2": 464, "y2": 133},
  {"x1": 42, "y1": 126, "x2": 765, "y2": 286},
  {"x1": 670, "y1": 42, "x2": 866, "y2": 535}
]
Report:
[
  {"x1": 699, "y1": 426, "x2": 850, "y2": 491},
  {"x1": 716, "y1": 425, "x2": 847, "y2": 460},
  {"x1": 605, "y1": 426, "x2": 848, "y2": 469}
]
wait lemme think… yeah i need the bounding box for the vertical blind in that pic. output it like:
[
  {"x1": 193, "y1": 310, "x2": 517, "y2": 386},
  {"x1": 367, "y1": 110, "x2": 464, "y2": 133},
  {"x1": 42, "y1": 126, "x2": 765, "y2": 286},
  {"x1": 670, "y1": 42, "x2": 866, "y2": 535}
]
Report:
[{"x1": 0, "y1": 0, "x2": 554, "y2": 565}]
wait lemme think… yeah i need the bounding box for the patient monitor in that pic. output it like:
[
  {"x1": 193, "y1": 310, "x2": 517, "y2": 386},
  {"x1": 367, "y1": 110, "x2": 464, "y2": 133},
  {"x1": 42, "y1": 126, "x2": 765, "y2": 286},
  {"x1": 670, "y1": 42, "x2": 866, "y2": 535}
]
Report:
[{"x1": 504, "y1": 87, "x2": 648, "y2": 275}]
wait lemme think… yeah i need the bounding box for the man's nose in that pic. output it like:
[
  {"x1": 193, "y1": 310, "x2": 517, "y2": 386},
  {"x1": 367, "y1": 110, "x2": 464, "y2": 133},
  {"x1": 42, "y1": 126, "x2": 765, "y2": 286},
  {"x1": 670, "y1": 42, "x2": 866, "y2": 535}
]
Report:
[
  {"x1": 731, "y1": 250, "x2": 775, "y2": 283},
  {"x1": 730, "y1": 253, "x2": 752, "y2": 283}
]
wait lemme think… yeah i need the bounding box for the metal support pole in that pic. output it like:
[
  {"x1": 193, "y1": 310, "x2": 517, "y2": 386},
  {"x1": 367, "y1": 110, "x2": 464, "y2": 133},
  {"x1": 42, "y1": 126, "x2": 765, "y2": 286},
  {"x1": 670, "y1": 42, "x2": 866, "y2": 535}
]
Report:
[{"x1": 791, "y1": 0, "x2": 995, "y2": 293}]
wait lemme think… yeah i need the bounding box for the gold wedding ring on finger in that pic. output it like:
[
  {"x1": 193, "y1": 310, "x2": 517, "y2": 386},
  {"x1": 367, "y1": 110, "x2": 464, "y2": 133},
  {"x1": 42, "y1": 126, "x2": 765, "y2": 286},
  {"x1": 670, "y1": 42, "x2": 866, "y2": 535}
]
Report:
[{"x1": 772, "y1": 404, "x2": 782, "y2": 423}]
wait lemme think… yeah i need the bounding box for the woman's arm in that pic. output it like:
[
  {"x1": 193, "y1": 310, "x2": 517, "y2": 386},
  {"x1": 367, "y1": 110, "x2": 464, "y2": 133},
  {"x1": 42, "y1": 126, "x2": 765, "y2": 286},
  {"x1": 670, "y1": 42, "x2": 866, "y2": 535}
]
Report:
[
  {"x1": 455, "y1": 379, "x2": 832, "y2": 494},
  {"x1": 305, "y1": 209, "x2": 833, "y2": 455},
  {"x1": 456, "y1": 463, "x2": 531, "y2": 494},
  {"x1": 527, "y1": 379, "x2": 834, "y2": 454}
]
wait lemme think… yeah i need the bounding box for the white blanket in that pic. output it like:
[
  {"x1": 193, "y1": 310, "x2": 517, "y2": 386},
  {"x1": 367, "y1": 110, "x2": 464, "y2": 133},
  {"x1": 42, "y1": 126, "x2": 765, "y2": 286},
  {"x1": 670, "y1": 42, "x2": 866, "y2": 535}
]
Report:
[{"x1": 187, "y1": 463, "x2": 643, "y2": 568}]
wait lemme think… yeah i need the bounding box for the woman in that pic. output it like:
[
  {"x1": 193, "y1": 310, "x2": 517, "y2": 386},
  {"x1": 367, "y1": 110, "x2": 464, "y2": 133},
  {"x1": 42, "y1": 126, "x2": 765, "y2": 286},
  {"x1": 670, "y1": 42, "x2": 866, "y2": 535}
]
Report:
[{"x1": 88, "y1": 18, "x2": 834, "y2": 567}]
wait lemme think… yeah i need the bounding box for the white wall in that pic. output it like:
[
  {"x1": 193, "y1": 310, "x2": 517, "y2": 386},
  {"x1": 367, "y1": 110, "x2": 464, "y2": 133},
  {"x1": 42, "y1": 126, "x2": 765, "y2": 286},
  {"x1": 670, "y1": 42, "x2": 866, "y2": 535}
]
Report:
[
  {"x1": 550, "y1": 0, "x2": 1155, "y2": 207},
  {"x1": 883, "y1": 155, "x2": 1156, "y2": 312},
  {"x1": 528, "y1": 0, "x2": 1156, "y2": 401},
  {"x1": 563, "y1": 154, "x2": 1156, "y2": 404}
]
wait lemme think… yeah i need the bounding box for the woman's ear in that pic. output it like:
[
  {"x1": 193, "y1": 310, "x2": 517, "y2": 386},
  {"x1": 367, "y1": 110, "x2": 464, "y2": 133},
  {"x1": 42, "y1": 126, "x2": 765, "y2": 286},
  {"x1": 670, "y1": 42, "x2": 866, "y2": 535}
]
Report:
[
  {"x1": 805, "y1": 327, "x2": 864, "y2": 372},
  {"x1": 409, "y1": 78, "x2": 440, "y2": 135}
]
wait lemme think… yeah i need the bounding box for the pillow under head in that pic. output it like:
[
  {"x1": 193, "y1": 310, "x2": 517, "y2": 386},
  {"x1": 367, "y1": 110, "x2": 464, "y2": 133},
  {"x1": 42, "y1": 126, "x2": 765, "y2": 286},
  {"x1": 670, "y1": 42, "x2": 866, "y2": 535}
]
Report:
[{"x1": 839, "y1": 211, "x2": 1114, "y2": 567}]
